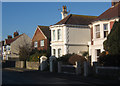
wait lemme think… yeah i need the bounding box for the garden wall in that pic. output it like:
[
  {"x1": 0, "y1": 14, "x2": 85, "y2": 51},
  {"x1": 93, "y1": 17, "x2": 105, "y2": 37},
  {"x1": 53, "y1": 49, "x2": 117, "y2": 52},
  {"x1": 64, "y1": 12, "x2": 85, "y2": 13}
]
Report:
[{"x1": 26, "y1": 61, "x2": 40, "y2": 70}]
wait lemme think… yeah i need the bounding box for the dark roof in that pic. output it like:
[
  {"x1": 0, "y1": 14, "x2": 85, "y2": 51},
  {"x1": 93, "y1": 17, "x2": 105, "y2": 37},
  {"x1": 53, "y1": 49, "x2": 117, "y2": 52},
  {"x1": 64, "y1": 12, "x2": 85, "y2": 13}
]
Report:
[
  {"x1": 5, "y1": 34, "x2": 23, "y2": 45},
  {"x1": 55, "y1": 14, "x2": 97, "y2": 25},
  {"x1": 38, "y1": 26, "x2": 50, "y2": 39},
  {"x1": 93, "y1": 2, "x2": 120, "y2": 22}
]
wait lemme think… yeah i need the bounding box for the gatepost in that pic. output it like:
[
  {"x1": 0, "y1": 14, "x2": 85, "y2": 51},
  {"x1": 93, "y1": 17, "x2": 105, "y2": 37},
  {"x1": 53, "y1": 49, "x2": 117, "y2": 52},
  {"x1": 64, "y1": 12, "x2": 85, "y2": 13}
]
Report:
[
  {"x1": 40, "y1": 56, "x2": 48, "y2": 71},
  {"x1": 49, "y1": 56, "x2": 57, "y2": 72},
  {"x1": 76, "y1": 61, "x2": 81, "y2": 75}
]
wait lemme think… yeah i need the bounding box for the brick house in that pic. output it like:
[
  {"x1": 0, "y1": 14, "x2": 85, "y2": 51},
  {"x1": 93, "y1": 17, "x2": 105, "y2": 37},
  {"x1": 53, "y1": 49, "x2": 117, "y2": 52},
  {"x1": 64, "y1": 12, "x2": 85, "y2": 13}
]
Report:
[
  {"x1": 89, "y1": 1, "x2": 120, "y2": 64},
  {"x1": 32, "y1": 25, "x2": 51, "y2": 51}
]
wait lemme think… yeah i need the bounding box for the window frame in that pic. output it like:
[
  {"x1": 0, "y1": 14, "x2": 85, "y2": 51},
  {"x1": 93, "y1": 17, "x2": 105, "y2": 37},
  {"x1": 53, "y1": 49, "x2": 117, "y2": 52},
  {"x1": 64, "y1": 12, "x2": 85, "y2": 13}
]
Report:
[
  {"x1": 57, "y1": 29, "x2": 61, "y2": 40},
  {"x1": 103, "y1": 24, "x2": 108, "y2": 38},
  {"x1": 34, "y1": 41, "x2": 38, "y2": 48},
  {"x1": 95, "y1": 25, "x2": 100, "y2": 38},
  {"x1": 53, "y1": 30, "x2": 55, "y2": 41},
  {"x1": 40, "y1": 40, "x2": 44, "y2": 47},
  {"x1": 58, "y1": 48, "x2": 61, "y2": 57}
]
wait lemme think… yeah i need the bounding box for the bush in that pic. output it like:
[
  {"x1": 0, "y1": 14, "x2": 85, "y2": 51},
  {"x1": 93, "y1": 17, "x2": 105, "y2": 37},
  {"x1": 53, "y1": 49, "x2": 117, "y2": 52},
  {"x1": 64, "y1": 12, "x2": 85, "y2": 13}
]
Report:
[
  {"x1": 98, "y1": 54, "x2": 120, "y2": 67},
  {"x1": 57, "y1": 53, "x2": 75, "y2": 64},
  {"x1": 28, "y1": 49, "x2": 47, "y2": 62}
]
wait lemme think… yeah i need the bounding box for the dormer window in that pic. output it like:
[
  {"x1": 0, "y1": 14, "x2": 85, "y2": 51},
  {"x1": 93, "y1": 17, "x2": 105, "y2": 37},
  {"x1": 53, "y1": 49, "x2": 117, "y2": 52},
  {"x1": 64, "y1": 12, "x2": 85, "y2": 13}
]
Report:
[
  {"x1": 103, "y1": 24, "x2": 108, "y2": 38},
  {"x1": 95, "y1": 25, "x2": 100, "y2": 38}
]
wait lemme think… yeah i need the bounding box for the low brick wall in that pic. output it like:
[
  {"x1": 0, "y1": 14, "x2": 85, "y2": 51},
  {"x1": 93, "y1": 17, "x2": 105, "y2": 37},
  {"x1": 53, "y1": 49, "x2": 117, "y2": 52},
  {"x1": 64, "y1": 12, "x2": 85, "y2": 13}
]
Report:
[
  {"x1": 26, "y1": 61, "x2": 40, "y2": 70},
  {"x1": 15, "y1": 61, "x2": 24, "y2": 68}
]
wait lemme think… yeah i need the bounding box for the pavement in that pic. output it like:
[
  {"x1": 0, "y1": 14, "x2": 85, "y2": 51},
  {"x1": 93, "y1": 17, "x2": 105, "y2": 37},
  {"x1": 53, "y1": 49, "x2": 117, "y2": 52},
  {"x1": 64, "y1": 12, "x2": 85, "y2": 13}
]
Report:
[{"x1": 2, "y1": 67, "x2": 120, "y2": 86}]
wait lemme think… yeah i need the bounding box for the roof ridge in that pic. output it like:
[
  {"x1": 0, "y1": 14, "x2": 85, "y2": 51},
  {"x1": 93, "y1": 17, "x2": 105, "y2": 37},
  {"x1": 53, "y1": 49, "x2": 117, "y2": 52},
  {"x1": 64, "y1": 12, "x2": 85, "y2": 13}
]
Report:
[{"x1": 65, "y1": 14, "x2": 72, "y2": 24}]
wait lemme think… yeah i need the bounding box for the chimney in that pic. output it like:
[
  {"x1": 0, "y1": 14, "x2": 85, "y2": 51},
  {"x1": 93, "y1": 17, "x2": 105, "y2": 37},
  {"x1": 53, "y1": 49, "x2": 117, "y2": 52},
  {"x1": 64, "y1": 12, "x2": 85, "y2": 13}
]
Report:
[
  {"x1": 111, "y1": 0, "x2": 120, "y2": 6},
  {"x1": 61, "y1": 5, "x2": 68, "y2": 19},
  {"x1": 8, "y1": 35, "x2": 12, "y2": 39},
  {"x1": 13, "y1": 31, "x2": 19, "y2": 37}
]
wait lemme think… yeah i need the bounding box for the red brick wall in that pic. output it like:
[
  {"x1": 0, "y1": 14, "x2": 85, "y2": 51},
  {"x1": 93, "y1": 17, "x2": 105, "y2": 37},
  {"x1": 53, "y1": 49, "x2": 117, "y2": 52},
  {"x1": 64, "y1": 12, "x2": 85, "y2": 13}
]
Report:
[
  {"x1": 32, "y1": 28, "x2": 49, "y2": 51},
  {"x1": 110, "y1": 21, "x2": 115, "y2": 30}
]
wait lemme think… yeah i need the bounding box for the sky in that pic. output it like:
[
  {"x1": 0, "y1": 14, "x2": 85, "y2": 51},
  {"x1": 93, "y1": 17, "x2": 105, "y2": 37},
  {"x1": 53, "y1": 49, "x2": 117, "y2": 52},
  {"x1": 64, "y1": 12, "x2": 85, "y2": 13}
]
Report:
[{"x1": 2, "y1": 2, "x2": 111, "y2": 40}]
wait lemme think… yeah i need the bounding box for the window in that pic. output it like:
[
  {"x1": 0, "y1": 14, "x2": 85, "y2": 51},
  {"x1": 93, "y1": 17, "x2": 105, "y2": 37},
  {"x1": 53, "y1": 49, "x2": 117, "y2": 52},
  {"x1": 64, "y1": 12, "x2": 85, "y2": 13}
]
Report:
[
  {"x1": 58, "y1": 49, "x2": 61, "y2": 57},
  {"x1": 103, "y1": 24, "x2": 108, "y2": 38},
  {"x1": 96, "y1": 49, "x2": 101, "y2": 60},
  {"x1": 53, "y1": 30, "x2": 55, "y2": 41},
  {"x1": 34, "y1": 41, "x2": 38, "y2": 48},
  {"x1": 95, "y1": 25, "x2": 100, "y2": 38},
  {"x1": 40, "y1": 40, "x2": 44, "y2": 47},
  {"x1": 53, "y1": 49, "x2": 56, "y2": 56},
  {"x1": 58, "y1": 29, "x2": 61, "y2": 40}
]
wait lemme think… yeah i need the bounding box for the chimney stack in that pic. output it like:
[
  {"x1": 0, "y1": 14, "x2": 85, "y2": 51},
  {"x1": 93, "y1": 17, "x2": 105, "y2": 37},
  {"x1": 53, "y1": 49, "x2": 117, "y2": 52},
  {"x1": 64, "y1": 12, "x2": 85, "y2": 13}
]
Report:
[
  {"x1": 8, "y1": 35, "x2": 12, "y2": 39},
  {"x1": 111, "y1": 0, "x2": 120, "y2": 6},
  {"x1": 61, "y1": 5, "x2": 68, "y2": 19},
  {"x1": 13, "y1": 31, "x2": 19, "y2": 37}
]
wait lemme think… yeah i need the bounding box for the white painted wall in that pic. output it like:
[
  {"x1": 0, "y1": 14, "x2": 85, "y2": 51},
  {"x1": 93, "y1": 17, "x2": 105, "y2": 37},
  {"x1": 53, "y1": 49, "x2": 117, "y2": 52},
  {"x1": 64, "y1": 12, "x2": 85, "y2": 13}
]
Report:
[{"x1": 90, "y1": 18, "x2": 119, "y2": 63}]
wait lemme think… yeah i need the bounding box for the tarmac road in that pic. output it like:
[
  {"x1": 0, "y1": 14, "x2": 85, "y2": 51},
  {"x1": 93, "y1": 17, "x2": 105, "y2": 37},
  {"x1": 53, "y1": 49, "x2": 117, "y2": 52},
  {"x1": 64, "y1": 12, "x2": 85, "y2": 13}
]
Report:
[{"x1": 2, "y1": 68, "x2": 120, "y2": 86}]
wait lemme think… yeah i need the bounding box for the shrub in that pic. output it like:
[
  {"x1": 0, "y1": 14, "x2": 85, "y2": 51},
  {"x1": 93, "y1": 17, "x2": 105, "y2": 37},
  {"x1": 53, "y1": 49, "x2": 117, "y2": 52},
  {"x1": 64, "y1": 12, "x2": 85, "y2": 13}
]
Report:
[
  {"x1": 57, "y1": 53, "x2": 75, "y2": 64},
  {"x1": 28, "y1": 49, "x2": 47, "y2": 62},
  {"x1": 98, "y1": 54, "x2": 120, "y2": 67}
]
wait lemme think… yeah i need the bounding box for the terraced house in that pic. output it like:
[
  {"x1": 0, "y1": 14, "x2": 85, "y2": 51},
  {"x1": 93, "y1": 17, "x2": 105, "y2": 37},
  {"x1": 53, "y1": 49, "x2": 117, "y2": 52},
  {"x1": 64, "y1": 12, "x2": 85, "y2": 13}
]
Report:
[
  {"x1": 89, "y1": 1, "x2": 120, "y2": 63},
  {"x1": 50, "y1": 6, "x2": 96, "y2": 58}
]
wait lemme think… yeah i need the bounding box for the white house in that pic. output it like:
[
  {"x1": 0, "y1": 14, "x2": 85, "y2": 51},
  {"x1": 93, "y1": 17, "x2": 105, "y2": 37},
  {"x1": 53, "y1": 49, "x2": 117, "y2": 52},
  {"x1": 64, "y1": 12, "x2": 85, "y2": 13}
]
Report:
[
  {"x1": 89, "y1": 1, "x2": 120, "y2": 63},
  {"x1": 50, "y1": 6, "x2": 97, "y2": 58}
]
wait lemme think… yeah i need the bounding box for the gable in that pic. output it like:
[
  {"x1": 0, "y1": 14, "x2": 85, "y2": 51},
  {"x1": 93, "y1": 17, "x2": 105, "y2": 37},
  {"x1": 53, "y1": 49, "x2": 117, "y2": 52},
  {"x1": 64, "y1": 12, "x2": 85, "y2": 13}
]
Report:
[{"x1": 32, "y1": 28, "x2": 46, "y2": 42}]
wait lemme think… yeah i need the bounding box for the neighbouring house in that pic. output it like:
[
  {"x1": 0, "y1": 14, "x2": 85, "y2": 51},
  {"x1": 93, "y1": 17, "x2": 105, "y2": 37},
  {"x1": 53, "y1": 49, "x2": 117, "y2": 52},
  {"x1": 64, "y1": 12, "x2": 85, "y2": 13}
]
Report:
[
  {"x1": 32, "y1": 25, "x2": 51, "y2": 51},
  {"x1": 3, "y1": 31, "x2": 31, "y2": 60},
  {"x1": 0, "y1": 41, "x2": 4, "y2": 60},
  {"x1": 50, "y1": 6, "x2": 97, "y2": 58},
  {"x1": 89, "y1": 1, "x2": 120, "y2": 63}
]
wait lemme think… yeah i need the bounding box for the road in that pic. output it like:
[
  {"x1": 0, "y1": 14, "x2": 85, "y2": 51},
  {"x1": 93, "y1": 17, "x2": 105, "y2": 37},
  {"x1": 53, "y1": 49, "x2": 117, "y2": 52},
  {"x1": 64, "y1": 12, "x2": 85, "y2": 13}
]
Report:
[{"x1": 2, "y1": 68, "x2": 120, "y2": 86}]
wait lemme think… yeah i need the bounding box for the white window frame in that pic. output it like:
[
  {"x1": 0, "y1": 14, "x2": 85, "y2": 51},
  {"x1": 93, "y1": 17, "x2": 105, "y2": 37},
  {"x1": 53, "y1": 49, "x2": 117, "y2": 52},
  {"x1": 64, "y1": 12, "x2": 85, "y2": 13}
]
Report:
[
  {"x1": 57, "y1": 29, "x2": 61, "y2": 40},
  {"x1": 53, "y1": 30, "x2": 55, "y2": 41},
  {"x1": 58, "y1": 48, "x2": 61, "y2": 57},
  {"x1": 40, "y1": 40, "x2": 44, "y2": 47},
  {"x1": 103, "y1": 24, "x2": 108, "y2": 38},
  {"x1": 96, "y1": 49, "x2": 101, "y2": 60},
  {"x1": 95, "y1": 25, "x2": 100, "y2": 38},
  {"x1": 53, "y1": 49, "x2": 56, "y2": 56},
  {"x1": 34, "y1": 41, "x2": 38, "y2": 48}
]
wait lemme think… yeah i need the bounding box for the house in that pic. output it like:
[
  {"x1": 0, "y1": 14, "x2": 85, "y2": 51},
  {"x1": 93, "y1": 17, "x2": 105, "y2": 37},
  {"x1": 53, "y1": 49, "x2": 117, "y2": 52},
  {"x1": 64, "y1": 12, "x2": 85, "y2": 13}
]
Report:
[
  {"x1": 89, "y1": 1, "x2": 120, "y2": 63},
  {"x1": 50, "y1": 6, "x2": 97, "y2": 58},
  {"x1": 3, "y1": 31, "x2": 31, "y2": 60},
  {"x1": 32, "y1": 25, "x2": 51, "y2": 51},
  {"x1": 0, "y1": 41, "x2": 4, "y2": 60}
]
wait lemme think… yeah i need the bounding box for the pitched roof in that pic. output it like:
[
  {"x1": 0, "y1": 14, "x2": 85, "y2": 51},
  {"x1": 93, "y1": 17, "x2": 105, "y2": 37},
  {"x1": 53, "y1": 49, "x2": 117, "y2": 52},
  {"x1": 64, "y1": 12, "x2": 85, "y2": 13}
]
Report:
[
  {"x1": 38, "y1": 25, "x2": 50, "y2": 39},
  {"x1": 93, "y1": 2, "x2": 120, "y2": 22},
  {"x1": 55, "y1": 14, "x2": 97, "y2": 25},
  {"x1": 5, "y1": 34, "x2": 23, "y2": 45}
]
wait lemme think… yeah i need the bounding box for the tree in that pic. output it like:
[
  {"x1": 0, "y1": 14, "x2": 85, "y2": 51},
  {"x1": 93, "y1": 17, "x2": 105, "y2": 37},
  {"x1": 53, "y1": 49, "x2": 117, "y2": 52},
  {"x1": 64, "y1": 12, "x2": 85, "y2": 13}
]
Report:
[
  {"x1": 103, "y1": 20, "x2": 120, "y2": 55},
  {"x1": 18, "y1": 39, "x2": 32, "y2": 68}
]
